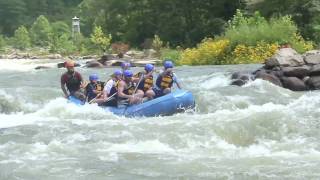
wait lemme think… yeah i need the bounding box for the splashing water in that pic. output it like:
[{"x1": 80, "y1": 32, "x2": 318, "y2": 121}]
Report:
[{"x1": 0, "y1": 62, "x2": 320, "y2": 179}]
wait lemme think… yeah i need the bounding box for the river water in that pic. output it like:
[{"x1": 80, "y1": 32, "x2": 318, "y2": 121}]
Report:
[{"x1": 0, "y1": 59, "x2": 320, "y2": 179}]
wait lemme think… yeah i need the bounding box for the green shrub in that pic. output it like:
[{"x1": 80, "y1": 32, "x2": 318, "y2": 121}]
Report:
[
  {"x1": 13, "y1": 26, "x2": 31, "y2": 50},
  {"x1": 160, "y1": 48, "x2": 181, "y2": 65},
  {"x1": 30, "y1": 15, "x2": 52, "y2": 47},
  {"x1": 0, "y1": 35, "x2": 6, "y2": 51},
  {"x1": 224, "y1": 10, "x2": 313, "y2": 53},
  {"x1": 90, "y1": 25, "x2": 112, "y2": 54}
]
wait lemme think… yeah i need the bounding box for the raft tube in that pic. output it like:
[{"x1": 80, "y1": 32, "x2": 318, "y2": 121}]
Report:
[{"x1": 68, "y1": 89, "x2": 195, "y2": 117}]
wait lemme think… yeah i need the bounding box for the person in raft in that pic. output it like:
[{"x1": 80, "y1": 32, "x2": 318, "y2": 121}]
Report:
[
  {"x1": 60, "y1": 60, "x2": 86, "y2": 100},
  {"x1": 152, "y1": 60, "x2": 181, "y2": 98},
  {"x1": 85, "y1": 74, "x2": 105, "y2": 103},
  {"x1": 95, "y1": 70, "x2": 123, "y2": 107},
  {"x1": 121, "y1": 62, "x2": 131, "y2": 72},
  {"x1": 134, "y1": 63, "x2": 156, "y2": 100},
  {"x1": 117, "y1": 70, "x2": 144, "y2": 107}
]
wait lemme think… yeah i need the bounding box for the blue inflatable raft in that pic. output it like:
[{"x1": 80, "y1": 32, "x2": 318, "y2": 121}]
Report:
[{"x1": 68, "y1": 89, "x2": 195, "y2": 117}]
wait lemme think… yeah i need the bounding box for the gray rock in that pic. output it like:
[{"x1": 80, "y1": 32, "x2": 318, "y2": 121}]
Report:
[
  {"x1": 306, "y1": 76, "x2": 320, "y2": 90},
  {"x1": 255, "y1": 72, "x2": 283, "y2": 87},
  {"x1": 304, "y1": 54, "x2": 320, "y2": 65},
  {"x1": 304, "y1": 50, "x2": 320, "y2": 56},
  {"x1": 281, "y1": 77, "x2": 308, "y2": 91},
  {"x1": 231, "y1": 79, "x2": 246, "y2": 86},
  {"x1": 310, "y1": 64, "x2": 320, "y2": 76},
  {"x1": 265, "y1": 48, "x2": 304, "y2": 68},
  {"x1": 281, "y1": 66, "x2": 310, "y2": 78}
]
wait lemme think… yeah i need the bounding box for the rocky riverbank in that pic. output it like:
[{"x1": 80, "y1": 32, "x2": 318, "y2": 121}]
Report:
[
  {"x1": 231, "y1": 48, "x2": 320, "y2": 91},
  {"x1": 0, "y1": 49, "x2": 162, "y2": 69}
]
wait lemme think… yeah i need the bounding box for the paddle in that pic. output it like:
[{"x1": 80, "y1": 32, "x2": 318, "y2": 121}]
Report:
[
  {"x1": 104, "y1": 92, "x2": 117, "y2": 103},
  {"x1": 88, "y1": 92, "x2": 102, "y2": 104}
]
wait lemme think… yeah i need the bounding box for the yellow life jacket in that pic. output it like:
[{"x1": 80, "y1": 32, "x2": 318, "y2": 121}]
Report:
[
  {"x1": 134, "y1": 72, "x2": 153, "y2": 91},
  {"x1": 143, "y1": 76, "x2": 153, "y2": 91},
  {"x1": 159, "y1": 74, "x2": 173, "y2": 89}
]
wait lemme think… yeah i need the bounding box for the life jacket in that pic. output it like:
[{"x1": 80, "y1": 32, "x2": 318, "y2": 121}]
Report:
[
  {"x1": 156, "y1": 73, "x2": 173, "y2": 90},
  {"x1": 86, "y1": 81, "x2": 105, "y2": 101},
  {"x1": 65, "y1": 72, "x2": 82, "y2": 93},
  {"x1": 124, "y1": 82, "x2": 135, "y2": 95},
  {"x1": 109, "y1": 79, "x2": 120, "y2": 96},
  {"x1": 117, "y1": 80, "x2": 135, "y2": 96},
  {"x1": 135, "y1": 72, "x2": 154, "y2": 92}
]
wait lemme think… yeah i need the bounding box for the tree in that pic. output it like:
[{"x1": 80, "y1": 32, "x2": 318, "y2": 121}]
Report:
[
  {"x1": 90, "y1": 25, "x2": 112, "y2": 53},
  {"x1": 49, "y1": 21, "x2": 74, "y2": 54},
  {"x1": 0, "y1": 0, "x2": 27, "y2": 36},
  {"x1": 49, "y1": 34, "x2": 74, "y2": 54},
  {"x1": 13, "y1": 26, "x2": 31, "y2": 50},
  {"x1": 29, "y1": 15, "x2": 52, "y2": 46},
  {"x1": 0, "y1": 35, "x2": 6, "y2": 51}
]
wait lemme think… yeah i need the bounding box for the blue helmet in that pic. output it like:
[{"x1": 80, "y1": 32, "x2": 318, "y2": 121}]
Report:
[
  {"x1": 89, "y1": 74, "x2": 99, "y2": 81},
  {"x1": 114, "y1": 69, "x2": 122, "y2": 76},
  {"x1": 145, "y1": 64, "x2": 154, "y2": 72},
  {"x1": 123, "y1": 70, "x2": 133, "y2": 78},
  {"x1": 121, "y1": 62, "x2": 131, "y2": 69},
  {"x1": 163, "y1": 60, "x2": 173, "y2": 69}
]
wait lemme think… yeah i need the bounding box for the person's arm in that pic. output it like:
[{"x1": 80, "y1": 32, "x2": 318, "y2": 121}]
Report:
[
  {"x1": 117, "y1": 81, "x2": 132, "y2": 99},
  {"x1": 77, "y1": 72, "x2": 85, "y2": 88},
  {"x1": 60, "y1": 75, "x2": 69, "y2": 98}
]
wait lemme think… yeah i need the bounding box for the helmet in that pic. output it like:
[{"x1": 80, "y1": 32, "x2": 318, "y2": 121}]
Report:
[
  {"x1": 121, "y1": 62, "x2": 131, "y2": 68},
  {"x1": 144, "y1": 64, "x2": 154, "y2": 72},
  {"x1": 65, "y1": 60, "x2": 75, "y2": 68},
  {"x1": 114, "y1": 69, "x2": 122, "y2": 76},
  {"x1": 123, "y1": 70, "x2": 133, "y2": 78},
  {"x1": 163, "y1": 60, "x2": 173, "y2": 69},
  {"x1": 89, "y1": 74, "x2": 99, "y2": 81}
]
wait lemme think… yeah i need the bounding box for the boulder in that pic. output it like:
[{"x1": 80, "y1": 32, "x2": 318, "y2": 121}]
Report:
[
  {"x1": 255, "y1": 72, "x2": 282, "y2": 87},
  {"x1": 306, "y1": 76, "x2": 320, "y2": 90},
  {"x1": 230, "y1": 72, "x2": 252, "y2": 86},
  {"x1": 265, "y1": 48, "x2": 304, "y2": 68},
  {"x1": 304, "y1": 50, "x2": 320, "y2": 56},
  {"x1": 85, "y1": 61, "x2": 104, "y2": 68},
  {"x1": 304, "y1": 54, "x2": 320, "y2": 65},
  {"x1": 310, "y1": 64, "x2": 320, "y2": 76},
  {"x1": 231, "y1": 79, "x2": 246, "y2": 86},
  {"x1": 281, "y1": 66, "x2": 310, "y2": 78},
  {"x1": 281, "y1": 77, "x2": 308, "y2": 91},
  {"x1": 35, "y1": 66, "x2": 51, "y2": 70}
]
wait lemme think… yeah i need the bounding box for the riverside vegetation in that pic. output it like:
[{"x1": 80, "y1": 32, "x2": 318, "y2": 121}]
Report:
[{"x1": 0, "y1": 0, "x2": 319, "y2": 65}]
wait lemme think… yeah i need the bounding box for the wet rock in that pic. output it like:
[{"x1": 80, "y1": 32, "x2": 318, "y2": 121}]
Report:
[
  {"x1": 281, "y1": 66, "x2": 310, "y2": 78},
  {"x1": 35, "y1": 66, "x2": 51, "y2": 70},
  {"x1": 255, "y1": 71, "x2": 283, "y2": 87},
  {"x1": 231, "y1": 79, "x2": 246, "y2": 86},
  {"x1": 306, "y1": 76, "x2": 320, "y2": 90},
  {"x1": 85, "y1": 61, "x2": 104, "y2": 68},
  {"x1": 310, "y1": 64, "x2": 320, "y2": 76},
  {"x1": 281, "y1": 76, "x2": 308, "y2": 91}
]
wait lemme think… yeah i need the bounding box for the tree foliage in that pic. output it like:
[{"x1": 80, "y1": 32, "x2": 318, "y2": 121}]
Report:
[
  {"x1": 13, "y1": 26, "x2": 31, "y2": 50},
  {"x1": 30, "y1": 15, "x2": 52, "y2": 46},
  {"x1": 90, "y1": 26, "x2": 112, "y2": 53}
]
